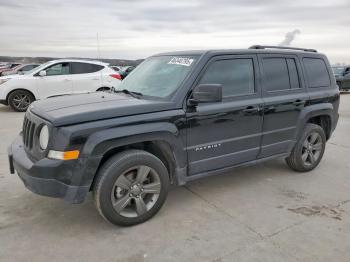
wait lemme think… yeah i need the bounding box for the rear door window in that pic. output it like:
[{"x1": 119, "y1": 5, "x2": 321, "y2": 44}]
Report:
[
  {"x1": 303, "y1": 58, "x2": 330, "y2": 88},
  {"x1": 71, "y1": 62, "x2": 104, "y2": 74},
  {"x1": 286, "y1": 58, "x2": 300, "y2": 89},
  {"x1": 262, "y1": 57, "x2": 300, "y2": 91},
  {"x1": 262, "y1": 58, "x2": 290, "y2": 91}
]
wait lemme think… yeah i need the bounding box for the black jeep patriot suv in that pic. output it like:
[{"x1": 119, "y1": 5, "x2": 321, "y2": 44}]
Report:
[{"x1": 9, "y1": 45, "x2": 339, "y2": 226}]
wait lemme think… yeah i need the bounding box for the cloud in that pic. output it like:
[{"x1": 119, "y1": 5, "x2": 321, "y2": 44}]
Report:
[
  {"x1": 0, "y1": 0, "x2": 349, "y2": 63},
  {"x1": 279, "y1": 29, "x2": 301, "y2": 46}
]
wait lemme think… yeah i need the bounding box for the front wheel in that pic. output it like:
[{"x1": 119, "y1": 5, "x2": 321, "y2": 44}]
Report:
[
  {"x1": 286, "y1": 123, "x2": 326, "y2": 172},
  {"x1": 93, "y1": 150, "x2": 170, "y2": 226},
  {"x1": 8, "y1": 90, "x2": 35, "y2": 112}
]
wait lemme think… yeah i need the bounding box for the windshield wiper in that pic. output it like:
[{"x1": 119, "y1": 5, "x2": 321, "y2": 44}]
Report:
[{"x1": 113, "y1": 88, "x2": 143, "y2": 98}]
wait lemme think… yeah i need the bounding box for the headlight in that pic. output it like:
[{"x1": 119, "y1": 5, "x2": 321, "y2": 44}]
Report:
[
  {"x1": 39, "y1": 125, "x2": 49, "y2": 150},
  {"x1": 0, "y1": 79, "x2": 9, "y2": 85}
]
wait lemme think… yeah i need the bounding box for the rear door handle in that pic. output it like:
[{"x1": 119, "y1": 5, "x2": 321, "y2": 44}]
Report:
[{"x1": 293, "y1": 100, "x2": 305, "y2": 106}]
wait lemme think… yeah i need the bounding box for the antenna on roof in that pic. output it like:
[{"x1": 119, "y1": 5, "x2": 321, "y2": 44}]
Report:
[{"x1": 96, "y1": 33, "x2": 101, "y2": 61}]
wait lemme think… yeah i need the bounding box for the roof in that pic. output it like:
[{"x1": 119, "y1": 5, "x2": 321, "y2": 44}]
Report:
[
  {"x1": 47, "y1": 59, "x2": 109, "y2": 66},
  {"x1": 153, "y1": 46, "x2": 324, "y2": 57}
]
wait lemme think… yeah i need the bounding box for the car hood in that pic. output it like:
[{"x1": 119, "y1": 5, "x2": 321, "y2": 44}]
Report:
[
  {"x1": 29, "y1": 92, "x2": 176, "y2": 126},
  {"x1": 0, "y1": 73, "x2": 32, "y2": 80}
]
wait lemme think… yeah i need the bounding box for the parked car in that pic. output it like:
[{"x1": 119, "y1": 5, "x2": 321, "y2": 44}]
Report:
[
  {"x1": 8, "y1": 46, "x2": 339, "y2": 226},
  {"x1": 2, "y1": 63, "x2": 40, "y2": 76},
  {"x1": 332, "y1": 65, "x2": 350, "y2": 91},
  {"x1": 0, "y1": 59, "x2": 121, "y2": 111},
  {"x1": 118, "y1": 66, "x2": 135, "y2": 79},
  {"x1": 0, "y1": 63, "x2": 21, "y2": 76}
]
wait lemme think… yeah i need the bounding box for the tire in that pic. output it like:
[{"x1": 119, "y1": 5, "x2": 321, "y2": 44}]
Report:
[
  {"x1": 8, "y1": 90, "x2": 35, "y2": 112},
  {"x1": 286, "y1": 123, "x2": 326, "y2": 172},
  {"x1": 93, "y1": 149, "x2": 170, "y2": 226}
]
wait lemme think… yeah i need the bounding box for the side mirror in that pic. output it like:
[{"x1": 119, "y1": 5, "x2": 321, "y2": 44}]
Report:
[
  {"x1": 38, "y1": 70, "x2": 46, "y2": 77},
  {"x1": 189, "y1": 84, "x2": 222, "y2": 105}
]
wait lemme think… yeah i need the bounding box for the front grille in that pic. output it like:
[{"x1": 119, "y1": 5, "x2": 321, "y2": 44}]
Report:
[{"x1": 22, "y1": 116, "x2": 36, "y2": 149}]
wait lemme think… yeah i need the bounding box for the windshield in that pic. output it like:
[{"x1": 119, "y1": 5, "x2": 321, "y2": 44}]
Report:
[
  {"x1": 117, "y1": 55, "x2": 198, "y2": 98},
  {"x1": 332, "y1": 66, "x2": 344, "y2": 75}
]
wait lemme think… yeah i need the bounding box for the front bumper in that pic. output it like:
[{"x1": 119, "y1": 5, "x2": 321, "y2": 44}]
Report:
[{"x1": 8, "y1": 135, "x2": 89, "y2": 203}]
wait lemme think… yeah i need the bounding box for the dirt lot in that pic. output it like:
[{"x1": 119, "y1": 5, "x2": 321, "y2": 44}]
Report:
[{"x1": 1, "y1": 94, "x2": 350, "y2": 262}]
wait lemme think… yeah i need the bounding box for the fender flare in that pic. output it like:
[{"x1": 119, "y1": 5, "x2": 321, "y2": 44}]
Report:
[
  {"x1": 295, "y1": 103, "x2": 334, "y2": 141},
  {"x1": 78, "y1": 122, "x2": 187, "y2": 187}
]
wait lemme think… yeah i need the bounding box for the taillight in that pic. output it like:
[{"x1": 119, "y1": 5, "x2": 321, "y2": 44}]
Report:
[{"x1": 110, "y1": 74, "x2": 122, "y2": 80}]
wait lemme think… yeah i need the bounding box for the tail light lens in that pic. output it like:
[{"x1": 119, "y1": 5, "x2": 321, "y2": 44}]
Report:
[{"x1": 110, "y1": 74, "x2": 122, "y2": 80}]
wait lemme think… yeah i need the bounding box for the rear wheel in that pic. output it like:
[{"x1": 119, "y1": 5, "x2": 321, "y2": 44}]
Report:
[
  {"x1": 8, "y1": 90, "x2": 35, "y2": 112},
  {"x1": 97, "y1": 87, "x2": 110, "y2": 92},
  {"x1": 93, "y1": 150, "x2": 170, "y2": 226},
  {"x1": 286, "y1": 123, "x2": 326, "y2": 172}
]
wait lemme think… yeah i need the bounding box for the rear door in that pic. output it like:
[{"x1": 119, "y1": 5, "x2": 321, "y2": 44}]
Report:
[
  {"x1": 186, "y1": 55, "x2": 264, "y2": 175},
  {"x1": 258, "y1": 54, "x2": 309, "y2": 158},
  {"x1": 70, "y1": 62, "x2": 104, "y2": 93}
]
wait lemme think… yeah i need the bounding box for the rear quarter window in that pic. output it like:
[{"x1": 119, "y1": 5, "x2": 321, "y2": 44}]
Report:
[{"x1": 303, "y1": 58, "x2": 331, "y2": 88}]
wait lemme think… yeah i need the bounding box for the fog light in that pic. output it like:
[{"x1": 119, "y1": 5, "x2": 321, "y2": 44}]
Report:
[{"x1": 48, "y1": 150, "x2": 80, "y2": 160}]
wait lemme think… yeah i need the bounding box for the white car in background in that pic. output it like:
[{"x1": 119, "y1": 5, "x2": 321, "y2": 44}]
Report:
[
  {"x1": 1, "y1": 63, "x2": 41, "y2": 76},
  {"x1": 0, "y1": 59, "x2": 121, "y2": 111}
]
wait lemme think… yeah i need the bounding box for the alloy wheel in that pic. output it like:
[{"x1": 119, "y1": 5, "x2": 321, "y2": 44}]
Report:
[
  {"x1": 301, "y1": 132, "x2": 323, "y2": 166},
  {"x1": 12, "y1": 94, "x2": 31, "y2": 111},
  {"x1": 111, "y1": 165, "x2": 161, "y2": 218}
]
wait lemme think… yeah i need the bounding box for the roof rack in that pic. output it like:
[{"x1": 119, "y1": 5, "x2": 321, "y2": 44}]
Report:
[{"x1": 249, "y1": 45, "x2": 317, "y2": 53}]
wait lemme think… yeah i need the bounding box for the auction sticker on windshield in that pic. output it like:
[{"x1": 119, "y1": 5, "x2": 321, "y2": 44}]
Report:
[{"x1": 168, "y1": 57, "x2": 194, "y2": 66}]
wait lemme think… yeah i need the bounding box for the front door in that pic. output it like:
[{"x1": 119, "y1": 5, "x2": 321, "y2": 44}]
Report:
[
  {"x1": 36, "y1": 62, "x2": 73, "y2": 99},
  {"x1": 186, "y1": 55, "x2": 263, "y2": 176}
]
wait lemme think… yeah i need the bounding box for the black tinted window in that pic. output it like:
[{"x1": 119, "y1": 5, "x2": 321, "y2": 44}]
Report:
[
  {"x1": 199, "y1": 59, "x2": 255, "y2": 97},
  {"x1": 21, "y1": 65, "x2": 34, "y2": 71},
  {"x1": 262, "y1": 58, "x2": 290, "y2": 91},
  {"x1": 71, "y1": 62, "x2": 104, "y2": 74},
  {"x1": 303, "y1": 58, "x2": 330, "y2": 88},
  {"x1": 286, "y1": 58, "x2": 300, "y2": 89}
]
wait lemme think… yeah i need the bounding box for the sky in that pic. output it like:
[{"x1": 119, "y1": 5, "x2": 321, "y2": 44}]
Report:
[{"x1": 0, "y1": 0, "x2": 349, "y2": 64}]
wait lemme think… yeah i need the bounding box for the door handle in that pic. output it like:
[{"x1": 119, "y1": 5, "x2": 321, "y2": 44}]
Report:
[
  {"x1": 63, "y1": 79, "x2": 71, "y2": 81},
  {"x1": 293, "y1": 100, "x2": 305, "y2": 106},
  {"x1": 243, "y1": 106, "x2": 260, "y2": 113}
]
